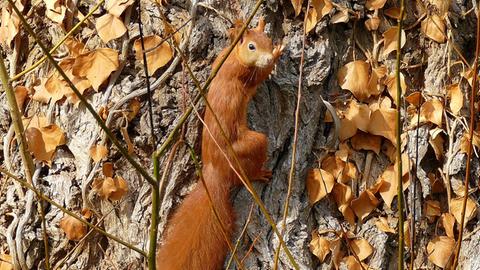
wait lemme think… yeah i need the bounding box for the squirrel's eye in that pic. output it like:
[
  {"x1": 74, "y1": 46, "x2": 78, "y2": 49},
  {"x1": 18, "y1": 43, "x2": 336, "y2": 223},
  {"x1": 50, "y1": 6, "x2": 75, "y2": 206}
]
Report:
[{"x1": 248, "y1": 43, "x2": 256, "y2": 51}]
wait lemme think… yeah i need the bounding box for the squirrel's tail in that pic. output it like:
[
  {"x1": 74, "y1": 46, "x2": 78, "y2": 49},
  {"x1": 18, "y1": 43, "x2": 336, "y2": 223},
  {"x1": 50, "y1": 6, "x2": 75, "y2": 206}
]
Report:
[{"x1": 156, "y1": 166, "x2": 234, "y2": 270}]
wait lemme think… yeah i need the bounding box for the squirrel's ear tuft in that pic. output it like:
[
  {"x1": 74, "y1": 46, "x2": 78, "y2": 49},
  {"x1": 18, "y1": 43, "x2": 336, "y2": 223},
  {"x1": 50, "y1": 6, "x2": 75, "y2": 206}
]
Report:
[
  {"x1": 255, "y1": 17, "x2": 265, "y2": 32},
  {"x1": 228, "y1": 19, "x2": 246, "y2": 43}
]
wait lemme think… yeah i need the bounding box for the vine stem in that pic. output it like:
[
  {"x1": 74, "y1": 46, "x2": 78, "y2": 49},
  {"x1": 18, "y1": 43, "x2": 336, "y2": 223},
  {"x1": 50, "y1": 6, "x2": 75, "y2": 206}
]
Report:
[{"x1": 452, "y1": 0, "x2": 480, "y2": 267}]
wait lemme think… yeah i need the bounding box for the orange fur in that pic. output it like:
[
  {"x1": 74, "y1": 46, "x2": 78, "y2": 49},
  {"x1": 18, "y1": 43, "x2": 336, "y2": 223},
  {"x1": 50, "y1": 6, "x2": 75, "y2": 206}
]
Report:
[{"x1": 156, "y1": 19, "x2": 282, "y2": 270}]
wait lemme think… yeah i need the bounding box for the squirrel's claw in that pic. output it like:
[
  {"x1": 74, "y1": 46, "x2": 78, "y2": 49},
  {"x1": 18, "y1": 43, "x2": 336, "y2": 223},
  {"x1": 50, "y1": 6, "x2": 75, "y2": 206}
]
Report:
[{"x1": 273, "y1": 43, "x2": 285, "y2": 60}]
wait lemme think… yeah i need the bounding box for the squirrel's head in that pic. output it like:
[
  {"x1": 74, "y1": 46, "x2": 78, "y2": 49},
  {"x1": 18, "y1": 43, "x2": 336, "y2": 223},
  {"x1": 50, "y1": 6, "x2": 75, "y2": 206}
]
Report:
[{"x1": 228, "y1": 18, "x2": 275, "y2": 69}]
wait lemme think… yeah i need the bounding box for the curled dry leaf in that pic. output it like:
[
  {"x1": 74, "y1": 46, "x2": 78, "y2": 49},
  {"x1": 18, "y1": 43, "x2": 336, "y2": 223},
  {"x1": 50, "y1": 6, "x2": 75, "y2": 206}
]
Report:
[
  {"x1": 105, "y1": 0, "x2": 134, "y2": 17},
  {"x1": 383, "y1": 26, "x2": 406, "y2": 57},
  {"x1": 450, "y1": 196, "x2": 477, "y2": 225},
  {"x1": 330, "y1": 7, "x2": 349, "y2": 24},
  {"x1": 14, "y1": 85, "x2": 28, "y2": 110},
  {"x1": 0, "y1": 7, "x2": 20, "y2": 47},
  {"x1": 305, "y1": 7, "x2": 318, "y2": 33},
  {"x1": 344, "y1": 100, "x2": 371, "y2": 132},
  {"x1": 338, "y1": 161, "x2": 357, "y2": 183},
  {"x1": 384, "y1": 72, "x2": 407, "y2": 106},
  {"x1": 309, "y1": 232, "x2": 331, "y2": 262},
  {"x1": 339, "y1": 117, "x2": 357, "y2": 141},
  {"x1": 72, "y1": 48, "x2": 119, "y2": 91},
  {"x1": 89, "y1": 145, "x2": 108, "y2": 162},
  {"x1": 427, "y1": 236, "x2": 455, "y2": 268},
  {"x1": 425, "y1": 200, "x2": 441, "y2": 222},
  {"x1": 312, "y1": 0, "x2": 333, "y2": 19},
  {"x1": 384, "y1": 7, "x2": 401, "y2": 19},
  {"x1": 367, "y1": 107, "x2": 397, "y2": 144},
  {"x1": 351, "y1": 190, "x2": 379, "y2": 221},
  {"x1": 291, "y1": 0, "x2": 304, "y2": 16},
  {"x1": 377, "y1": 154, "x2": 410, "y2": 208},
  {"x1": 429, "y1": 127, "x2": 444, "y2": 160},
  {"x1": 350, "y1": 238, "x2": 374, "y2": 261},
  {"x1": 306, "y1": 168, "x2": 335, "y2": 204},
  {"x1": 25, "y1": 124, "x2": 66, "y2": 164},
  {"x1": 133, "y1": 35, "x2": 174, "y2": 75},
  {"x1": 59, "y1": 215, "x2": 87, "y2": 241},
  {"x1": 338, "y1": 60, "x2": 371, "y2": 101},
  {"x1": 126, "y1": 98, "x2": 141, "y2": 121},
  {"x1": 366, "y1": 0, "x2": 387, "y2": 10},
  {"x1": 102, "y1": 162, "x2": 114, "y2": 178},
  {"x1": 332, "y1": 183, "x2": 355, "y2": 225},
  {"x1": 351, "y1": 132, "x2": 381, "y2": 154},
  {"x1": 375, "y1": 216, "x2": 396, "y2": 233},
  {"x1": 96, "y1": 13, "x2": 127, "y2": 43},
  {"x1": 405, "y1": 91, "x2": 424, "y2": 107},
  {"x1": 460, "y1": 131, "x2": 480, "y2": 153},
  {"x1": 421, "y1": 15, "x2": 446, "y2": 43},
  {"x1": 365, "y1": 16, "x2": 380, "y2": 31},
  {"x1": 440, "y1": 213, "x2": 455, "y2": 238},
  {"x1": 419, "y1": 98, "x2": 443, "y2": 126},
  {"x1": 44, "y1": 0, "x2": 66, "y2": 24},
  {"x1": 321, "y1": 154, "x2": 344, "y2": 179},
  {"x1": 93, "y1": 176, "x2": 128, "y2": 201},
  {"x1": 64, "y1": 37, "x2": 86, "y2": 57},
  {"x1": 447, "y1": 84, "x2": 463, "y2": 115}
]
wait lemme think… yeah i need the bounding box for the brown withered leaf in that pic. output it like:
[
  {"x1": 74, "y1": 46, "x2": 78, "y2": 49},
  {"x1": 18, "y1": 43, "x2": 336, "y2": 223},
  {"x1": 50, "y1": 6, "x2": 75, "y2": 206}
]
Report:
[
  {"x1": 338, "y1": 60, "x2": 371, "y2": 101},
  {"x1": 351, "y1": 132, "x2": 381, "y2": 154},
  {"x1": 105, "y1": 0, "x2": 134, "y2": 17},
  {"x1": 450, "y1": 196, "x2": 477, "y2": 225},
  {"x1": 306, "y1": 168, "x2": 335, "y2": 204},
  {"x1": 384, "y1": 7, "x2": 401, "y2": 19},
  {"x1": 383, "y1": 26, "x2": 406, "y2": 57},
  {"x1": 366, "y1": 0, "x2": 387, "y2": 10},
  {"x1": 330, "y1": 7, "x2": 349, "y2": 24},
  {"x1": 339, "y1": 117, "x2": 357, "y2": 141},
  {"x1": 425, "y1": 200, "x2": 441, "y2": 222},
  {"x1": 427, "y1": 236, "x2": 455, "y2": 268},
  {"x1": 305, "y1": 7, "x2": 318, "y2": 33},
  {"x1": 126, "y1": 98, "x2": 141, "y2": 121},
  {"x1": 102, "y1": 162, "x2": 114, "y2": 178},
  {"x1": 25, "y1": 124, "x2": 66, "y2": 164},
  {"x1": 72, "y1": 48, "x2": 119, "y2": 91},
  {"x1": 309, "y1": 232, "x2": 331, "y2": 262},
  {"x1": 365, "y1": 16, "x2": 380, "y2": 31},
  {"x1": 420, "y1": 99, "x2": 443, "y2": 126},
  {"x1": 460, "y1": 131, "x2": 480, "y2": 153},
  {"x1": 375, "y1": 216, "x2": 396, "y2": 233},
  {"x1": 378, "y1": 154, "x2": 410, "y2": 208},
  {"x1": 447, "y1": 84, "x2": 463, "y2": 115},
  {"x1": 291, "y1": 0, "x2": 304, "y2": 16},
  {"x1": 89, "y1": 145, "x2": 108, "y2": 162},
  {"x1": 96, "y1": 13, "x2": 127, "y2": 43},
  {"x1": 384, "y1": 72, "x2": 407, "y2": 106},
  {"x1": 332, "y1": 183, "x2": 355, "y2": 225},
  {"x1": 440, "y1": 213, "x2": 455, "y2": 238},
  {"x1": 93, "y1": 176, "x2": 128, "y2": 201},
  {"x1": 429, "y1": 127, "x2": 444, "y2": 160},
  {"x1": 421, "y1": 15, "x2": 446, "y2": 43},
  {"x1": 0, "y1": 253, "x2": 13, "y2": 270},
  {"x1": 321, "y1": 154, "x2": 345, "y2": 180},
  {"x1": 45, "y1": 0, "x2": 66, "y2": 24},
  {"x1": 367, "y1": 107, "x2": 397, "y2": 144},
  {"x1": 14, "y1": 85, "x2": 28, "y2": 110},
  {"x1": 312, "y1": 0, "x2": 333, "y2": 19},
  {"x1": 133, "y1": 35, "x2": 174, "y2": 75},
  {"x1": 0, "y1": 7, "x2": 20, "y2": 47},
  {"x1": 59, "y1": 215, "x2": 87, "y2": 241},
  {"x1": 338, "y1": 161, "x2": 357, "y2": 183},
  {"x1": 351, "y1": 190, "x2": 379, "y2": 221},
  {"x1": 64, "y1": 37, "x2": 86, "y2": 57},
  {"x1": 405, "y1": 91, "x2": 424, "y2": 107},
  {"x1": 342, "y1": 256, "x2": 369, "y2": 270},
  {"x1": 344, "y1": 100, "x2": 371, "y2": 132},
  {"x1": 350, "y1": 238, "x2": 374, "y2": 261}
]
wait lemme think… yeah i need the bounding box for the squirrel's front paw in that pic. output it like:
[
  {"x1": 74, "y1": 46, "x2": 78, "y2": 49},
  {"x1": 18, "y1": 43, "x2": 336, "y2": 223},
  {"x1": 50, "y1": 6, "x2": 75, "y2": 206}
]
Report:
[
  {"x1": 255, "y1": 169, "x2": 273, "y2": 183},
  {"x1": 273, "y1": 43, "x2": 285, "y2": 60}
]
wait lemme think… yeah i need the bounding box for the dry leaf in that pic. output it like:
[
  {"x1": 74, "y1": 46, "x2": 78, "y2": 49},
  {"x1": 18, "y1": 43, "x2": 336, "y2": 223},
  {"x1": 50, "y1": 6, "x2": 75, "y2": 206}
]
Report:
[
  {"x1": 425, "y1": 200, "x2": 441, "y2": 222},
  {"x1": 351, "y1": 132, "x2": 381, "y2": 154},
  {"x1": 93, "y1": 176, "x2": 128, "y2": 201},
  {"x1": 25, "y1": 124, "x2": 66, "y2": 164},
  {"x1": 344, "y1": 100, "x2": 371, "y2": 132},
  {"x1": 378, "y1": 154, "x2": 410, "y2": 208},
  {"x1": 384, "y1": 7, "x2": 401, "y2": 19},
  {"x1": 338, "y1": 162, "x2": 357, "y2": 183},
  {"x1": 44, "y1": 0, "x2": 66, "y2": 24},
  {"x1": 420, "y1": 99, "x2": 443, "y2": 126},
  {"x1": 89, "y1": 145, "x2": 108, "y2": 162},
  {"x1": 59, "y1": 215, "x2": 87, "y2": 241},
  {"x1": 291, "y1": 0, "x2": 304, "y2": 16},
  {"x1": 351, "y1": 190, "x2": 379, "y2": 221},
  {"x1": 312, "y1": 0, "x2": 333, "y2": 19},
  {"x1": 338, "y1": 60, "x2": 371, "y2": 101},
  {"x1": 365, "y1": 16, "x2": 380, "y2": 31},
  {"x1": 429, "y1": 127, "x2": 444, "y2": 160},
  {"x1": 342, "y1": 256, "x2": 368, "y2": 270},
  {"x1": 120, "y1": 125, "x2": 135, "y2": 154},
  {"x1": 102, "y1": 162, "x2": 114, "y2": 178},
  {"x1": 367, "y1": 107, "x2": 397, "y2": 144},
  {"x1": 96, "y1": 13, "x2": 127, "y2": 43},
  {"x1": 366, "y1": 0, "x2": 387, "y2": 10},
  {"x1": 339, "y1": 117, "x2": 358, "y2": 141},
  {"x1": 14, "y1": 85, "x2": 28, "y2": 110},
  {"x1": 421, "y1": 15, "x2": 446, "y2": 43},
  {"x1": 126, "y1": 98, "x2": 141, "y2": 121},
  {"x1": 450, "y1": 196, "x2": 477, "y2": 225},
  {"x1": 330, "y1": 7, "x2": 349, "y2": 24},
  {"x1": 133, "y1": 35, "x2": 174, "y2": 75},
  {"x1": 64, "y1": 37, "x2": 86, "y2": 57},
  {"x1": 72, "y1": 48, "x2": 119, "y2": 91},
  {"x1": 332, "y1": 183, "x2": 355, "y2": 225},
  {"x1": 460, "y1": 131, "x2": 480, "y2": 153},
  {"x1": 0, "y1": 253, "x2": 13, "y2": 270},
  {"x1": 375, "y1": 216, "x2": 396, "y2": 233},
  {"x1": 0, "y1": 7, "x2": 20, "y2": 47},
  {"x1": 105, "y1": 0, "x2": 134, "y2": 17},
  {"x1": 427, "y1": 236, "x2": 455, "y2": 268},
  {"x1": 350, "y1": 238, "x2": 374, "y2": 261},
  {"x1": 309, "y1": 232, "x2": 331, "y2": 262},
  {"x1": 305, "y1": 7, "x2": 318, "y2": 33},
  {"x1": 447, "y1": 84, "x2": 463, "y2": 115},
  {"x1": 405, "y1": 91, "x2": 424, "y2": 107},
  {"x1": 383, "y1": 26, "x2": 406, "y2": 57},
  {"x1": 440, "y1": 213, "x2": 455, "y2": 238},
  {"x1": 321, "y1": 154, "x2": 345, "y2": 179},
  {"x1": 306, "y1": 168, "x2": 335, "y2": 204},
  {"x1": 384, "y1": 72, "x2": 407, "y2": 106}
]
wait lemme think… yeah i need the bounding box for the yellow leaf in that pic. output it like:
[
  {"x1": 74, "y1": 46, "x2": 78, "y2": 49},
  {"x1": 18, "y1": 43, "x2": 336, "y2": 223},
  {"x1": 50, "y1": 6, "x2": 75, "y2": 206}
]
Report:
[
  {"x1": 447, "y1": 84, "x2": 463, "y2": 115},
  {"x1": 351, "y1": 132, "x2": 381, "y2": 154},
  {"x1": 96, "y1": 13, "x2": 127, "y2": 43},
  {"x1": 306, "y1": 168, "x2": 335, "y2": 204},
  {"x1": 383, "y1": 26, "x2": 406, "y2": 57},
  {"x1": 0, "y1": 253, "x2": 13, "y2": 270},
  {"x1": 440, "y1": 213, "x2": 455, "y2": 238},
  {"x1": 450, "y1": 196, "x2": 477, "y2": 225},
  {"x1": 89, "y1": 145, "x2": 109, "y2": 162},
  {"x1": 421, "y1": 15, "x2": 446, "y2": 43},
  {"x1": 59, "y1": 215, "x2": 87, "y2": 241},
  {"x1": 420, "y1": 99, "x2": 443, "y2": 126},
  {"x1": 105, "y1": 0, "x2": 134, "y2": 17},
  {"x1": 427, "y1": 236, "x2": 455, "y2": 268},
  {"x1": 309, "y1": 232, "x2": 330, "y2": 262},
  {"x1": 366, "y1": 0, "x2": 387, "y2": 10},
  {"x1": 384, "y1": 72, "x2": 407, "y2": 106},
  {"x1": 305, "y1": 7, "x2": 318, "y2": 33},
  {"x1": 350, "y1": 238, "x2": 374, "y2": 261},
  {"x1": 367, "y1": 107, "x2": 397, "y2": 144},
  {"x1": 291, "y1": 0, "x2": 304, "y2": 16},
  {"x1": 72, "y1": 48, "x2": 120, "y2": 91},
  {"x1": 351, "y1": 190, "x2": 379, "y2": 221},
  {"x1": 133, "y1": 35, "x2": 174, "y2": 75},
  {"x1": 338, "y1": 60, "x2": 371, "y2": 101},
  {"x1": 25, "y1": 124, "x2": 66, "y2": 164},
  {"x1": 375, "y1": 216, "x2": 396, "y2": 233}
]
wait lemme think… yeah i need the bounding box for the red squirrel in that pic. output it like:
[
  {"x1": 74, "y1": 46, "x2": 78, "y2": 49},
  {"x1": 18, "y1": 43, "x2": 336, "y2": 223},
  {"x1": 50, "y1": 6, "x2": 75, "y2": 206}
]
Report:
[{"x1": 156, "y1": 18, "x2": 283, "y2": 270}]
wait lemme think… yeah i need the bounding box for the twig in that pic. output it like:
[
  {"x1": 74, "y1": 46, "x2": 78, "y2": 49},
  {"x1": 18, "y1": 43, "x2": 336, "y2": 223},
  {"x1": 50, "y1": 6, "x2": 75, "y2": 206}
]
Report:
[
  {"x1": 452, "y1": 0, "x2": 480, "y2": 266},
  {"x1": 0, "y1": 167, "x2": 147, "y2": 257},
  {"x1": 225, "y1": 203, "x2": 255, "y2": 269},
  {"x1": 6, "y1": 213, "x2": 20, "y2": 269}
]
